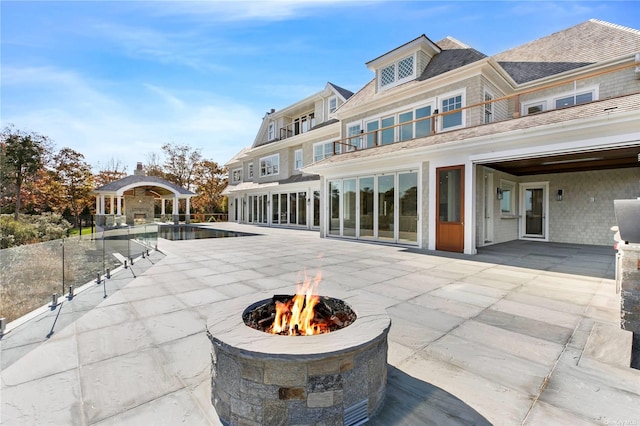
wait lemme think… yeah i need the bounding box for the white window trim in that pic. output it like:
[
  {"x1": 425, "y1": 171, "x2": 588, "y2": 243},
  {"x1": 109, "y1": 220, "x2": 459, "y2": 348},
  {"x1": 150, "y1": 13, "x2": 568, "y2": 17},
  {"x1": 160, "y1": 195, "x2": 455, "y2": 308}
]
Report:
[
  {"x1": 484, "y1": 89, "x2": 494, "y2": 124},
  {"x1": 438, "y1": 89, "x2": 466, "y2": 132},
  {"x1": 521, "y1": 85, "x2": 599, "y2": 116},
  {"x1": 358, "y1": 100, "x2": 436, "y2": 147},
  {"x1": 499, "y1": 179, "x2": 516, "y2": 217},
  {"x1": 268, "y1": 122, "x2": 275, "y2": 141},
  {"x1": 313, "y1": 140, "x2": 337, "y2": 163},
  {"x1": 231, "y1": 168, "x2": 242, "y2": 183},
  {"x1": 328, "y1": 96, "x2": 338, "y2": 114},
  {"x1": 259, "y1": 154, "x2": 280, "y2": 177},
  {"x1": 378, "y1": 53, "x2": 416, "y2": 91},
  {"x1": 294, "y1": 149, "x2": 303, "y2": 170},
  {"x1": 346, "y1": 121, "x2": 362, "y2": 150}
]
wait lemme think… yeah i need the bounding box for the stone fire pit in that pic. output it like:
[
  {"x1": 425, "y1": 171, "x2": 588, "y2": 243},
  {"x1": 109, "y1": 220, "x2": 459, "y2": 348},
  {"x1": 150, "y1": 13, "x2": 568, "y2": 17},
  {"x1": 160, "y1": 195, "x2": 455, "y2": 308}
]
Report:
[{"x1": 206, "y1": 291, "x2": 391, "y2": 425}]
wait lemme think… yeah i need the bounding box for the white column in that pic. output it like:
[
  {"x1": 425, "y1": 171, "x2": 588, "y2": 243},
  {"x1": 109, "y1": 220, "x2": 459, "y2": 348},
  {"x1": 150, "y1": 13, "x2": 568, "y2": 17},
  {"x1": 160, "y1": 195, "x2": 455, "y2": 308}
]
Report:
[
  {"x1": 100, "y1": 195, "x2": 105, "y2": 215},
  {"x1": 110, "y1": 196, "x2": 114, "y2": 215},
  {"x1": 117, "y1": 196, "x2": 122, "y2": 216},
  {"x1": 186, "y1": 198, "x2": 190, "y2": 215},
  {"x1": 96, "y1": 196, "x2": 101, "y2": 214},
  {"x1": 161, "y1": 199, "x2": 166, "y2": 215},
  {"x1": 173, "y1": 197, "x2": 178, "y2": 214}
]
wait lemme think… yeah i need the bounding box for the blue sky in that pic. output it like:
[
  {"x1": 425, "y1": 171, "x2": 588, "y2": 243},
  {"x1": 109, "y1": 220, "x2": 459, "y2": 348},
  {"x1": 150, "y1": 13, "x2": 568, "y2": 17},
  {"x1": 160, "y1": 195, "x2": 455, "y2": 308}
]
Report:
[{"x1": 2, "y1": 1, "x2": 638, "y2": 173}]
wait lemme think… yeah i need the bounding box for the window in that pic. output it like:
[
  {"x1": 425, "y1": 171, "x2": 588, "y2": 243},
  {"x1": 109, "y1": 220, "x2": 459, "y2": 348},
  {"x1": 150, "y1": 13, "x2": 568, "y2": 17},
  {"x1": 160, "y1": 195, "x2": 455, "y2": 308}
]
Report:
[
  {"x1": 381, "y1": 64, "x2": 396, "y2": 87},
  {"x1": 293, "y1": 112, "x2": 315, "y2": 135},
  {"x1": 365, "y1": 120, "x2": 379, "y2": 148},
  {"x1": 232, "y1": 168, "x2": 242, "y2": 183},
  {"x1": 379, "y1": 55, "x2": 415, "y2": 89},
  {"x1": 347, "y1": 124, "x2": 362, "y2": 150},
  {"x1": 328, "y1": 97, "x2": 337, "y2": 114},
  {"x1": 362, "y1": 103, "x2": 433, "y2": 148},
  {"x1": 500, "y1": 180, "x2": 516, "y2": 215},
  {"x1": 314, "y1": 141, "x2": 337, "y2": 162},
  {"x1": 555, "y1": 92, "x2": 593, "y2": 108},
  {"x1": 523, "y1": 86, "x2": 598, "y2": 116},
  {"x1": 399, "y1": 111, "x2": 413, "y2": 141},
  {"x1": 268, "y1": 122, "x2": 275, "y2": 141},
  {"x1": 294, "y1": 149, "x2": 303, "y2": 170},
  {"x1": 381, "y1": 116, "x2": 395, "y2": 145},
  {"x1": 248, "y1": 163, "x2": 254, "y2": 179},
  {"x1": 415, "y1": 105, "x2": 432, "y2": 137},
  {"x1": 441, "y1": 94, "x2": 463, "y2": 129},
  {"x1": 259, "y1": 154, "x2": 279, "y2": 177},
  {"x1": 525, "y1": 102, "x2": 545, "y2": 115},
  {"x1": 484, "y1": 91, "x2": 494, "y2": 124}
]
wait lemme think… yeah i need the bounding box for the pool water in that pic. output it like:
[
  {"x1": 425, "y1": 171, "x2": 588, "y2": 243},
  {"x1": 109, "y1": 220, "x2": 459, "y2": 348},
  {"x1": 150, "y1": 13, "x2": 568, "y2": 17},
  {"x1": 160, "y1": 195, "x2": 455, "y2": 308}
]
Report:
[{"x1": 158, "y1": 226, "x2": 257, "y2": 241}]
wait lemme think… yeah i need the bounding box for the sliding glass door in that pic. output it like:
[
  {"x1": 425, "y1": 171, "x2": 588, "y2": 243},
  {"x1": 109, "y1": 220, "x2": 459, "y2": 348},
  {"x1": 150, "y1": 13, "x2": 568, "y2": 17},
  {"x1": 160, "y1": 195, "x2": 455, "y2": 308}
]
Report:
[{"x1": 328, "y1": 170, "x2": 418, "y2": 245}]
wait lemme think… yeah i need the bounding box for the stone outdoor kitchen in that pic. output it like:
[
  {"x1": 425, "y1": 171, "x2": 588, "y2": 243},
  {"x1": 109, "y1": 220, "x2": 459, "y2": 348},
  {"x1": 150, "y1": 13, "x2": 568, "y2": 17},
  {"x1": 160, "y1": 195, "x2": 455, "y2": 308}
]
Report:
[{"x1": 206, "y1": 272, "x2": 391, "y2": 425}]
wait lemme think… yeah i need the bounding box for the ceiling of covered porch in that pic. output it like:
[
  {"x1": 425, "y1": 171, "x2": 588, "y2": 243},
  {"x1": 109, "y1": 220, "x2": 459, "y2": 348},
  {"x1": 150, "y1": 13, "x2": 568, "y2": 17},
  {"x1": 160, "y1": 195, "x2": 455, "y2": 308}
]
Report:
[{"x1": 483, "y1": 145, "x2": 640, "y2": 176}]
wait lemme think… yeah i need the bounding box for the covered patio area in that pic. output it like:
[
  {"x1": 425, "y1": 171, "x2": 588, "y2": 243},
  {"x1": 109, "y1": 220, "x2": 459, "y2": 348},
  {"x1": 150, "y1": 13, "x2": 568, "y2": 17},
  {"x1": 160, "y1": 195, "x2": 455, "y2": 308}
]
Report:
[{"x1": 93, "y1": 163, "x2": 195, "y2": 228}]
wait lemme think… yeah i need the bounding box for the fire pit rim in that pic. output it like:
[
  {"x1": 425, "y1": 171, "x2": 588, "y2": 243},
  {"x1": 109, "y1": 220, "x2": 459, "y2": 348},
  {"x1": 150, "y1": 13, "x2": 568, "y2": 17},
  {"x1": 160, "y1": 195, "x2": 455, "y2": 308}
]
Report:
[{"x1": 206, "y1": 291, "x2": 391, "y2": 361}]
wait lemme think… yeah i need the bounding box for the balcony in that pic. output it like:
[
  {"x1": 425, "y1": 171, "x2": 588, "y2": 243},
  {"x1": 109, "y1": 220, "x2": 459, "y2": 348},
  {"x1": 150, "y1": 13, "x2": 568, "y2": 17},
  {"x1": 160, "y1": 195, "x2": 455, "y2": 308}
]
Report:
[{"x1": 331, "y1": 61, "x2": 640, "y2": 156}]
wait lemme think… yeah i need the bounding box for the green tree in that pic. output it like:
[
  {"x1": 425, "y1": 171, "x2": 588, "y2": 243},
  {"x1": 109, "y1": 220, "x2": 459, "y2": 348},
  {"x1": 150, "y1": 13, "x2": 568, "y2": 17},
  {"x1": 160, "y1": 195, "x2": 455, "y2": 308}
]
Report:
[
  {"x1": 0, "y1": 125, "x2": 52, "y2": 219},
  {"x1": 161, "y1": 142, "x2": 202, "y2": 189},
  {"x1": 54, "y1": 147, "x2": 94, "y2": 227},
  {"x1": 192, "y1": 160, "x2": 227, "y2": 213}
]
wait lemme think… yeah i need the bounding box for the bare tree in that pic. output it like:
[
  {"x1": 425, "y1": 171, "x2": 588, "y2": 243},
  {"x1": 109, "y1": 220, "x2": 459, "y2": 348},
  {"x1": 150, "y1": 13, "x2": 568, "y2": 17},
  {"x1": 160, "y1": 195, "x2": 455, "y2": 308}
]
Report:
[{"x1": 94, "y1": 157, "x2": 128, "y2": 188}]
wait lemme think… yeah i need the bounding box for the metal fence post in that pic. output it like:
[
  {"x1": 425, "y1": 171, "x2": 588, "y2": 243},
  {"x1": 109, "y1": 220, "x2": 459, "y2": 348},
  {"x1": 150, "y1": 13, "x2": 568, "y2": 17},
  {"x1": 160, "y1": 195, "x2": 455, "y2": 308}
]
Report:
[{"x1": 61, "y1": 239, "x2": 65, "y2": 296}]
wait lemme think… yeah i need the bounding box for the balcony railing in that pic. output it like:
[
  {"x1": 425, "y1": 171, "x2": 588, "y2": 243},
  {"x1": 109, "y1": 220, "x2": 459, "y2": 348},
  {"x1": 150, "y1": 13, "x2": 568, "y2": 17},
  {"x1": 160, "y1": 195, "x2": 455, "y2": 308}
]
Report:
[{"x1": 331, "y1": 61, "x2": 639, "y2": 155}]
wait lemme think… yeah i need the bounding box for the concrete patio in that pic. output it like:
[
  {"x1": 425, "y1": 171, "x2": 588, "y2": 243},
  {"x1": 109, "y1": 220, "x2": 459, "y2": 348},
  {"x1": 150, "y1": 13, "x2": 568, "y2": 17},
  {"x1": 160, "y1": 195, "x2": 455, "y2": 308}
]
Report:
[{"x1": 2, "y1": 223, "x2": 639, "y2": 425}]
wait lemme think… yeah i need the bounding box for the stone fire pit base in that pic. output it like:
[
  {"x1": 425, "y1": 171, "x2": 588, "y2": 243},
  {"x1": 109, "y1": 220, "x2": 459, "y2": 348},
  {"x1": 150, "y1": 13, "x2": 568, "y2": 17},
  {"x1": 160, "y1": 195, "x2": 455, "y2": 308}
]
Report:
[{"x1": 206, "y1": 292, "x2": 390, "y2": 425}]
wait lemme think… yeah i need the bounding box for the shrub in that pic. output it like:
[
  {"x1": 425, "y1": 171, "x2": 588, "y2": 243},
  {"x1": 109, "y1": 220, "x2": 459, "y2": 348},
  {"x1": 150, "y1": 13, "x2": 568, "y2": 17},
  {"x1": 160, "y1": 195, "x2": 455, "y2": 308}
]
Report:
[{"x1": 0, "y1": 213, "x2": 71, "y2": 248}]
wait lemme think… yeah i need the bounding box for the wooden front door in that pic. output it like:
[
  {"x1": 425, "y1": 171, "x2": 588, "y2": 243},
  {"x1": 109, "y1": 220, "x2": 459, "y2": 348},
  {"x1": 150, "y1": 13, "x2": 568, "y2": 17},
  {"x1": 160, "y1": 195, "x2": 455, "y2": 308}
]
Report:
[{"x1": 436, "y1": 165, "x2": 465, "y2": 252}]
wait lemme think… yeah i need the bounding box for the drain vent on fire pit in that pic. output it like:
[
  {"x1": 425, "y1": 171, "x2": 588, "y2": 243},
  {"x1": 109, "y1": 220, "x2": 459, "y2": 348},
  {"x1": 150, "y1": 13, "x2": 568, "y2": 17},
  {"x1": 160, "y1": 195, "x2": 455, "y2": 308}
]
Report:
[{"x1": 344, "y1": 399, "x2": 369, "y2": 426}]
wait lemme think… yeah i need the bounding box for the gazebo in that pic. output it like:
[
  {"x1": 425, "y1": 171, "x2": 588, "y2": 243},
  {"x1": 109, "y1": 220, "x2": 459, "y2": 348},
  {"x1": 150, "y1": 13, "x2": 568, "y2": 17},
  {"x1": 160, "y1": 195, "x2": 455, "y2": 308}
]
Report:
[{"x1": 92, "y1": 163, "x2": 196, "y2": 228}]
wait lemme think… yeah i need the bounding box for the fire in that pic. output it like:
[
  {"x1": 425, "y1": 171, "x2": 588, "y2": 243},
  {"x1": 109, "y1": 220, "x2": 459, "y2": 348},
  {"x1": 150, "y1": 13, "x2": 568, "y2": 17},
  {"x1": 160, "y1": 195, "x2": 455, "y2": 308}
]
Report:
[{"x1": 269, "y1": 271, "x2": 327, "y2": 336}]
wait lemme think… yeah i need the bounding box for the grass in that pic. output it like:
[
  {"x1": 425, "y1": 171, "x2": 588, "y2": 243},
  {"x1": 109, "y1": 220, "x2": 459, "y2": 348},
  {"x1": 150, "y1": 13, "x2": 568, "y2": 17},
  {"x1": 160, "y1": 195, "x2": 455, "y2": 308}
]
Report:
[{"x1": 67, "y1": 226, "x2": 95, "y2": 236}]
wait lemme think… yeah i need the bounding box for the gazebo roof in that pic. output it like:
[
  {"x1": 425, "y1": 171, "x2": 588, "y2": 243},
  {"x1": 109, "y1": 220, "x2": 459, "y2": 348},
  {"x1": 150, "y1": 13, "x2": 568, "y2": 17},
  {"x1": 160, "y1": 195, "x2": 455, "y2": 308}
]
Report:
[{"x1": 93, "y1": 174, "x2": 195, "y2": 197}]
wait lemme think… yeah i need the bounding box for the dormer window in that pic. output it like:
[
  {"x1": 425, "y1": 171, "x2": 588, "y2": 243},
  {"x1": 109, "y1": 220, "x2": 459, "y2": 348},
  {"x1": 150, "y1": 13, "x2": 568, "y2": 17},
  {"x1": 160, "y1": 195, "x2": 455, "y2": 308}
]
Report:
[
  {"x1": 268, "y1": 122, "x2": 275, "y2": 141},
  {"x1": 379, "y1": 55, "x2": 415, "y2": 90},
  {"x1": 328, "y1": 97, "x2": 337, "y2": 114}
]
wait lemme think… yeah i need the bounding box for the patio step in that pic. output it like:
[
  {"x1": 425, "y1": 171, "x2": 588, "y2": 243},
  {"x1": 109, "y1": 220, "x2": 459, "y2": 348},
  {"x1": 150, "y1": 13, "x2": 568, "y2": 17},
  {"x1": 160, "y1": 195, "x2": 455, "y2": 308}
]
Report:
[{"x1": 579, "y1": 322, "x2": 632, "y2": 369}]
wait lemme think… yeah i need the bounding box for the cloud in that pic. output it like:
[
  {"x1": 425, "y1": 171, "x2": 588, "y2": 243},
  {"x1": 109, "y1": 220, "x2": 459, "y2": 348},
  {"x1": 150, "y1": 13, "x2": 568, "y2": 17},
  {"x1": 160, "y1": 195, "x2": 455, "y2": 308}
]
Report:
[
  {"x1": 140, "y1": 0, "x2": 375, "y2": 23},
  {"x1": 1, "y1": 66, "x2": 261, "y2": 173}
]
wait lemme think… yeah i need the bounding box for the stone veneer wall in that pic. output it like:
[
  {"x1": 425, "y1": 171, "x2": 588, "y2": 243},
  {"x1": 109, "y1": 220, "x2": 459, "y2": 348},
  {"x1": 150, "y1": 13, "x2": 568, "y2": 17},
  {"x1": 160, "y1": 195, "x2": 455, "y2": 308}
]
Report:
[
  {"x1": 521, "y1": 168, "x2": 639, "y2": 246},
  {"x1": 210, "y1": 335, "x2": 388, "y2": 425},
  {"x1": 480, "y1": 167, "x2": 639, "y2": 247},
  {"x1": 124, "y1": 188, "x2": 155, "y2": 225},
  {"x1": 618, "y1": 243, "x2": 640, "y2": 367}
]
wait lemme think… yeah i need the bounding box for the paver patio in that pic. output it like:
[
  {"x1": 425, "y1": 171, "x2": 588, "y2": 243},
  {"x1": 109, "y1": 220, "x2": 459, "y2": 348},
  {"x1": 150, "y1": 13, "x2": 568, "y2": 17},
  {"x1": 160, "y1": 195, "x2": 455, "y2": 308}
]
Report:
[{"x1": 2, "y1": 224, "x2": 639, "y2": 425}]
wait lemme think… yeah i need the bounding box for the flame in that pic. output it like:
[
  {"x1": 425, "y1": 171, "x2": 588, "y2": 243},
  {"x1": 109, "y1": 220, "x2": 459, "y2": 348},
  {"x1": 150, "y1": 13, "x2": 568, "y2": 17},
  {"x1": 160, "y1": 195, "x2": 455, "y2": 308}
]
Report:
[{"x1": 269, "y1": 271, "x2": 326, "y2": 336}]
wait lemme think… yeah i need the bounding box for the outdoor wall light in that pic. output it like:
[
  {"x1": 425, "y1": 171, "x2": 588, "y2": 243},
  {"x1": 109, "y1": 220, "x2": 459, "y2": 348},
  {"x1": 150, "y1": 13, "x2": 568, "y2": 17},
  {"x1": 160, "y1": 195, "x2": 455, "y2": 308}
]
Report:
[
  {"x1": 496, "y1": 187, "x2": 503, "y2": 200},
  {"x1": 557, "y1": 189, "x2": 564, "y2": 201},
  {"x1": 69, "y1": 285, "x2": 74, "y2": 299}
]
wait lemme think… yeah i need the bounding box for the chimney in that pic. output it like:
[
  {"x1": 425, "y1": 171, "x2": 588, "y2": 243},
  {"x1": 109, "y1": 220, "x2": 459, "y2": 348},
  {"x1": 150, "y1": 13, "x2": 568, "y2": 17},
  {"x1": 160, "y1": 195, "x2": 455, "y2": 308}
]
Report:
[{"x1": 134, "y1": 162, "x2": 145, "y2": 176}]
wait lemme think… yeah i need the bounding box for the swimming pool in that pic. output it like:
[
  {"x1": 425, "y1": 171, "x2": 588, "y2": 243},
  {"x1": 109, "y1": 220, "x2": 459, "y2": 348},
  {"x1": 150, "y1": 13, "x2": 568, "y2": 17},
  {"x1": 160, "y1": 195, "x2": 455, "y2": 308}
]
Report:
[{"x1": 158, "y1": 226, "x2": 257, "y2": 241}]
